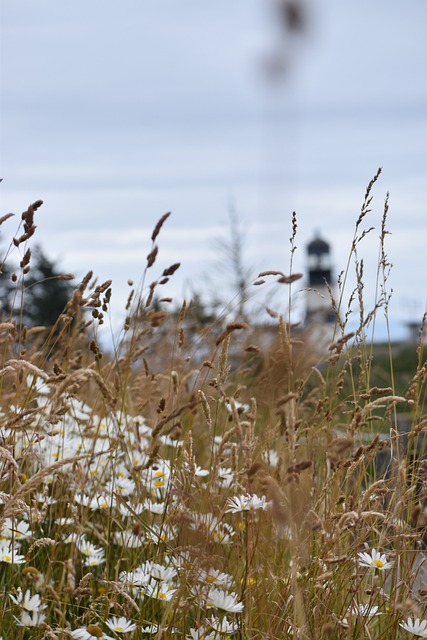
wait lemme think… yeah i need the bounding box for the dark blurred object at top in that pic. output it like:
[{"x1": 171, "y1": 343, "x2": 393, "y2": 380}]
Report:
[
  {"x1": 278, "y1": 0, "x2": 307, "y2": 33},
  {"x1": 264, "y1": 0, "x2": 311, "y2": 81}
]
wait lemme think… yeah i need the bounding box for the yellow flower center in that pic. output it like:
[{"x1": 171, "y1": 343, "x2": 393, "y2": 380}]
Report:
[
  {"x1": 153, "y1": 480, "x2": 164, "y2": 487},
  {"x1": 2, "y1": 554, "x2": 11, "y2": 562},
  {"x1": 158, "y1": 591, "x2": 167, "y2": 600},
  {"x1": 206, "y1": 575, "x2": 217, "y2": 583},
  {"x1": 373, "y1": 559, "x2": 384, "y2": 568}
]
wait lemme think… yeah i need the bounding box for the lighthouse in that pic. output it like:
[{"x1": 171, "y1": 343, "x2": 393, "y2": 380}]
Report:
[{"x1": 304, "y1": 233, "x2": 337, "y2": 346}]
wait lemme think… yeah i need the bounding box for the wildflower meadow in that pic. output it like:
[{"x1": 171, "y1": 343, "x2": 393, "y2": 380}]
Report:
[{"x1": 1, "y1": 173, "x2": 427, "y2": 639}]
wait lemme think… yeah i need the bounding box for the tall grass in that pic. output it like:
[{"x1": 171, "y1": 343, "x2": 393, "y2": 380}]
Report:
[{"x1": 0, "y1": 175, "x2": 426, "y2": 639}]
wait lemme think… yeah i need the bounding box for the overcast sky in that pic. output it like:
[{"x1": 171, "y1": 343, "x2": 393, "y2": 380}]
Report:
[{"x1": 1, "y1": 0, "x2": 427, "y2": 341}]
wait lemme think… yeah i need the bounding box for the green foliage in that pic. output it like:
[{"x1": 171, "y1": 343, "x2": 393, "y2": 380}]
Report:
[{"x1": 0, "y1": 245, "x2": 74, "y2": 329}]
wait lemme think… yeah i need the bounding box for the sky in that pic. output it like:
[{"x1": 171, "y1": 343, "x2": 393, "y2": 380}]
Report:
[{"x1": 1, "y1": 0, "x2": 427, "y2": 342}]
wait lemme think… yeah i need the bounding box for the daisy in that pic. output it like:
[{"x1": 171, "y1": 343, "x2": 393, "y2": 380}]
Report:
[
  {"x1": 225, "y1": 494, "x2": 269, "y2": 513},
  {"x1": 224, "y1": 399, "x2": 250, "y2": 414},
  {"x1": 399, "y1": 618, "x2": 427, "y2": 637},
  {"x1": 10, "y1": 589, "x2": 46, "y2": 613},
  {"x1": 119, "y1": 566, "x2": 151, "y2": 585},
  {"x1": 197, "y1": 567, "x2": 233, "y2": 588},
  {"x1": 0, "y1": 543, "x2": 25, "y2": 564},
  {"x1": 216, "y1": 467, "x2": 234, "y2": 487},
  {"x1": 88, "y1": 494, "x2": 117, "y2": 510},
  {"x1": 129, "y1": 450, "x2": 150, "y2": 467},
  {"x1": 104, "y1": 477, "x2": 135, "y2": 497},
  {"x1": 149, "y1": 561, "x2": 178, "y2": 582},
  {"x1": 54, "y1": 517, "x2": 75, "y2": 526},
  {"x1": 84, "y1": 551, "x2": 106, "y2": 567},
  {"x1": 113, "y1": 530, "x2": 145, "y2": 548},
  {"x1": 194, "y1": 465, "x2": 210, "y2": 477},
  {"x1": 141, "y1": 624, "x2": 160, "y2": 634},
  {"x1": 105, "y1": 616, "x2": 137, "y2": 633},
  {"x1": 0, "y1": 518, "x2": 32, "y2": 541},
  {"x1": 77, "y1": 540, "x2": 104, "y2": 557},
  {"x1": 208, "y1": 615, "x2": 239, "y2": 634},
  {"x1": 141, "y1": 498, "x2": 167, "y2": 515},
  {"x1": 14, "y1": 610, "x2": 47, "y2": 627},
  {"x1": 159, "y1": 434, "x2": 182, "y2": 448},
  {"x1": 206, "y1": 587, "x2": 244, "y2": 613},
  {"x1": 144, "y1": 581, "x2": 176, "y2": 602},
  {"x1": 63, "y1": 532, "x2": 85, "y2": 545},
  {"x1": 211, "y1": 522, "x2": 235, "y2": 545},
  {"x1": 145, "y1": 523, "x2": 177, "y2": 544},
  {"x1": 357, "y1": 548, "x2": 393, "y2": 571},
  {"x1": 118, "y1": 502, "x2": 143, "y2": 517},
  {"x1": 348, "y1": 604, "x2": 380, "y2": 618}
]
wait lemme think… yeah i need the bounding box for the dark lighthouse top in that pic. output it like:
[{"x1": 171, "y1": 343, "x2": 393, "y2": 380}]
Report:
[{"x1": 307, "y1": 235, "x2": 332, "y2": 286}]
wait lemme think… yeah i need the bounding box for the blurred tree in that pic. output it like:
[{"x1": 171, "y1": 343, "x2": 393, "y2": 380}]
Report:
[{"x1": 0, "y1": 245, "x2": 74, "y2": 329}]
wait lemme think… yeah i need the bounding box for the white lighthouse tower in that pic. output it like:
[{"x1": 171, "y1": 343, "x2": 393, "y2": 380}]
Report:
[{"x1": 304, "y1": 233, "x2": 337, "y2": 348}]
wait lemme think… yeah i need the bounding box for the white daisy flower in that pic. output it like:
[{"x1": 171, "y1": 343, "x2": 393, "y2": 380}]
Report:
[
  {"x1": 0, "y1": 544, "x2": 25, "y2": 564},
  {"x1": 63, "y1": 532, "x2": 85, "y2": 545},
  {"x1": 113, "y1": 530, "x2": 145, "y2": 548},
  {"x1": 197, "y1": 568, "x2": 233, "y2": 588},
  {"x1": 77, "y1": 540, "x2": 104, "y2": 557},
  {"x1": 211, "y1": 522, "x2": 235, "y2": 545},
  {"x1": 357, "y1": 548, "x2": 393, "y2": 571},
  {"x1": 194, "y1": 465, "x2": 210, "y2": 477},
  {"x1": 141, "y1": 499, "x2": 167, "y2": 515},
  {"x1": 141, "y1": 624, "x2": 162, "y2": 634},
  {"x1": 10, "y1": 589, "x2": 46, "y2": 613},
  {"x1": 0, "y1": 518, "x2": 32, "y2": 541},
  {"x1": 208, "y1": 615, "x2": 240, "y2": 634},
  {"x1": 216, "y1": 467, "x2": 234, "y2": 487},
  {"x1": 88, "y1": 494, "x2": 117, "y2": 510},
  {"x1": 145, "y1": 523, "x2": 177, "y2": 544},
  {"x1": 105, "y1": 616, "x2": 137, "y2": 633},
  {"x1": 118, "y1": 568, "x2": 152, "y2": 589},
  {"x1": 348, "y1": 604, "x2": 380, "y2": 618},
  {"x1": 224, "y1": 400, "x2": 250, "y2": 414},
  {"x1": 159, "y1": 434, "x2": 182, "y2": 448},
  {"x1": 14, "y1": 610, "x2": 47, "y2": 627},
  {"x1": 54, "y1": 517, "x2": 75, "y2": 526},
  {"x1": 144, "y1": 581, "x2": 176, "y2": 602},
  {"x1": 225, "y1": 494, "x2": 269, "y2": 513},
  {"x1": 104, "y1": 477, "x2": 135, "y2": 497},
  {"x1": 84, "y1": 551, "x2": 106, "y2": 567},
  {"x1": 149, "y1": 561, "x2": 178, "y2": 582},
  {"x1": 399, "y1": 617, "x2": 427, "y2": 637},
  {"x1": 206, "y1": 587, "x2": 244, "y2": 613}
]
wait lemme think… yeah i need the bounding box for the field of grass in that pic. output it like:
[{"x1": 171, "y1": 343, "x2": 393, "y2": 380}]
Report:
[{"x1": 1, "y1": 174, "x2": 427, "y2": 639}]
